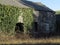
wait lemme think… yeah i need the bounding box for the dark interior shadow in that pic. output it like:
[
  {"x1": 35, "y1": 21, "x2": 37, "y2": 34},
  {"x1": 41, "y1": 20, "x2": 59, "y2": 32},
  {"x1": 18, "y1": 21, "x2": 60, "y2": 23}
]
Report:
[
  {"x1": 55, "y1": 14, "x2": 60, "y2": 36},
  {"x1": 15, "y1": 23, "x2": 24, "y2": 33}
]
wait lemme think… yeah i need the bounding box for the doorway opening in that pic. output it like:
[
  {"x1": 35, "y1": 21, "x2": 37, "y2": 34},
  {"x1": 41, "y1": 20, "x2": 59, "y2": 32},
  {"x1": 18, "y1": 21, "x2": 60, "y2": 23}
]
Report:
[
  {"x1": 34, "y1": 22, "x2": 38, "y2": 32},
  {"x1": 15, "y1": 23, "x2": 24, "y2": 33}
]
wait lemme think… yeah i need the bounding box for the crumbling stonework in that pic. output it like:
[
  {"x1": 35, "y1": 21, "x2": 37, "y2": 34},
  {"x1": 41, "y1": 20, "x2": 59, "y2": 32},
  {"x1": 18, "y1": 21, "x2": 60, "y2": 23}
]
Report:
[{"x1": 37, "y1": 11, "x2": 56, "y2": 33}]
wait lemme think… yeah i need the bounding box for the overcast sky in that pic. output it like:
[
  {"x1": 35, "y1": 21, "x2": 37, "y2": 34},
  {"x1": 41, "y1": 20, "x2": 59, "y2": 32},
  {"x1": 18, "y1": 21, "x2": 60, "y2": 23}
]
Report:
[{"x1": 28, "y1": 0, "x2": 60, "y2": 11}]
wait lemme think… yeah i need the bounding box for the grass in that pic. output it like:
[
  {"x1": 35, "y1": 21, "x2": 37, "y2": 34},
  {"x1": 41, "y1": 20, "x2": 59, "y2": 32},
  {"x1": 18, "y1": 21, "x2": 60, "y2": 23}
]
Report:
[
  {"x1": 0, "y1": 37, "x2": 60, "y2": 44},
  {"x1": 0, "y1": 33, "x2": 60, "y2": 44}
]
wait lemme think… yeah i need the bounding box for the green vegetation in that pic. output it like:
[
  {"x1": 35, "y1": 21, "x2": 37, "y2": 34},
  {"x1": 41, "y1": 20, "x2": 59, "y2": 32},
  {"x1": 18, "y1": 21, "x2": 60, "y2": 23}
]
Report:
[
  {"x1": 0, "y1": 4, "x2": 33, "y2": 35},
  {"x1": 22, "y1": 9, "x2": 33, "y2": 33},
  {"x1": 55, "y1": 10, "x2": 60, "y2": 14}
]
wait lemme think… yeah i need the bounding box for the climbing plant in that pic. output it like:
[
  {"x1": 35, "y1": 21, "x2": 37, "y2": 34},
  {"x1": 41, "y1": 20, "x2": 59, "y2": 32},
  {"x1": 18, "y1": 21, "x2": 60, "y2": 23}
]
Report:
[
  {"x1": 22, "y1": 8, "x2": 33, "y2": 33},
  {"x1": 0, "y1": 4, "x2": 33, "y2": 35}
]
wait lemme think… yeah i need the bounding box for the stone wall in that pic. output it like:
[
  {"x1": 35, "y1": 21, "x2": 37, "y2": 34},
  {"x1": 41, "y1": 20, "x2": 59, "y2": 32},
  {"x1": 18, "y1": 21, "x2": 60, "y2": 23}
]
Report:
[
  {"x1": 17, "y1": 15, "x2": 23, "y2": 23},
  {"x1": 38, "y1": 11, "x2": 56, "y2": 33},
  {"x1": 16, "y1": 9, "x2": 56, "y2": 34},
  {"x1": 33, "y1": 10, "x2": 39, "y2": 22}
]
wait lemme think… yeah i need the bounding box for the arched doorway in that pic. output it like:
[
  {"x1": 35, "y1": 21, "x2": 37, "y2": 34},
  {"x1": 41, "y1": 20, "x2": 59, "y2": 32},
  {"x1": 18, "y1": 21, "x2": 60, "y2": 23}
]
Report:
[{"x1": 15, "y1": 23, "x2": 24, "y2": 33}]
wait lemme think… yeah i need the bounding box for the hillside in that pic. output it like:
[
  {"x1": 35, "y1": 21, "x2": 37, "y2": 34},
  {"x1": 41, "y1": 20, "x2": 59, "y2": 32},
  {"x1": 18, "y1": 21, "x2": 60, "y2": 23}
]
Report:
[{"x1": 55, "y1": 10, "x2": 60, "y2": 15}]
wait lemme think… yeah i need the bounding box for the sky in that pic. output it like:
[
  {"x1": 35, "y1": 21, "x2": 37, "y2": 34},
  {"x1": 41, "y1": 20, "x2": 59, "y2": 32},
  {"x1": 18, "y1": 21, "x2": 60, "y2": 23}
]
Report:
[{"x1": 28, "y1": 0, "x2": 60, "y2": 11}]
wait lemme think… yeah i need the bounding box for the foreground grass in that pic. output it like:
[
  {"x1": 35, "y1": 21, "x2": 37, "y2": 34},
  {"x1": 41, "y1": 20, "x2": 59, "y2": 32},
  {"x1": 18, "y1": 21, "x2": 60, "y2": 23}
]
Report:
[
  {"x1": 0, "y1": 32, "x2": 60, "y2": 44},
  {"x1": 0, "y1": 35, "x2": 60, "y2": 44}
]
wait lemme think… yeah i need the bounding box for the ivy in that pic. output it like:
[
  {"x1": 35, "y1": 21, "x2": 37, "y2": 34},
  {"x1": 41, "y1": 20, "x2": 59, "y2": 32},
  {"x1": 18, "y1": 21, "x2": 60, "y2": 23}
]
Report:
[{"x1": 0, "y1": 4, "x2": 33, "y2": 35}]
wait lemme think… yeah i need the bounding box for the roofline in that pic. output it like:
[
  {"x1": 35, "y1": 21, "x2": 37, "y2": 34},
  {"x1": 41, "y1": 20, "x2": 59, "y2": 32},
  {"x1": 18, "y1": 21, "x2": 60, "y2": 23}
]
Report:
[
  {"x1": 16, "y1": 0, "x2": 54, "y2": 12},
  {"x1": 35, "y1": 9, "x2": 55, "y2": 13}
]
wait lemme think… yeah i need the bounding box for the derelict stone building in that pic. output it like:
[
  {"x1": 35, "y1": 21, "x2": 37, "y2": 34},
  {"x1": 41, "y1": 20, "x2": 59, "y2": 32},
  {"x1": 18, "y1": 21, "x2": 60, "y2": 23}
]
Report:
[{"x1": 0, "y1": 0, "x2": 56, "y2": 33}]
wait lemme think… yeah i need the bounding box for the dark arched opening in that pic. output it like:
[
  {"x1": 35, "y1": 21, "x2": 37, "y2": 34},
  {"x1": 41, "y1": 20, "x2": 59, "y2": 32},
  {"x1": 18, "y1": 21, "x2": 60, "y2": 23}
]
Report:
[{"x1": 15, "y1": 23, "x2": 24, "y2": 33}]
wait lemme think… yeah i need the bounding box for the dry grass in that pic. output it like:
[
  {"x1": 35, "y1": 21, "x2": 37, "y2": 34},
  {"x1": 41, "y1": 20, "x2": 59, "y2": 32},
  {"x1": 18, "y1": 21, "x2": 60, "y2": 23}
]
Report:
[
  {"x1": 0, "y1": 33, "x2": 60, "y2": 44},
  {"x1": 0, "y1": 37, "x2": 60, "y2": 44}
]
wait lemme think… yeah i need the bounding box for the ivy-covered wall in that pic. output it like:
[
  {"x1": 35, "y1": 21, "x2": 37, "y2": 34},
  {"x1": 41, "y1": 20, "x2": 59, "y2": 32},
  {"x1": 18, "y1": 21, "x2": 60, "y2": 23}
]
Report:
[
  {"x1": 0, "y1": 4, "x2": 33, "y2": 35},
  {"x1": 21, "y1": 9, "x2": 33, "y2": 33}
]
